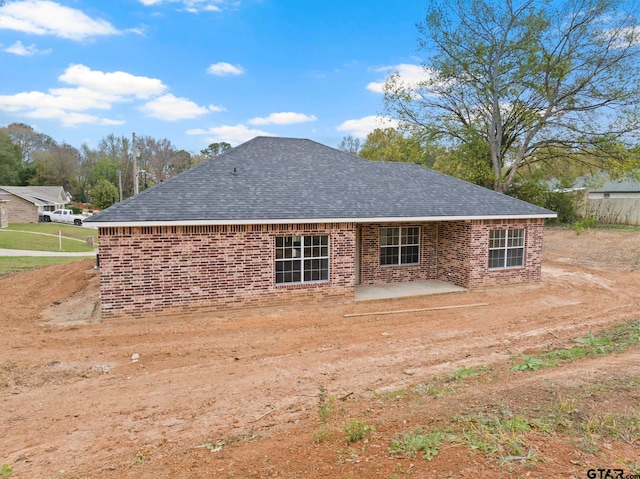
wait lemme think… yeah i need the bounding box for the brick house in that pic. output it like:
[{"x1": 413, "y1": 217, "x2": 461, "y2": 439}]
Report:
[
  {"x1": 0, "y1": 186, "x2": 71, "y2": 223},
  {"x1": 86, "y1": 137, "x2": 555, "y2": 319}
]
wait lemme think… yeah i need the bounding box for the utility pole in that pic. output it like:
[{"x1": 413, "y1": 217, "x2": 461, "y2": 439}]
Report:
[
  {"x1": 118, "y1": 170, "x2": 123, "y2": 203},
  {"x1": 132, "y1": 132, "x2": 139, "y2": 196}
]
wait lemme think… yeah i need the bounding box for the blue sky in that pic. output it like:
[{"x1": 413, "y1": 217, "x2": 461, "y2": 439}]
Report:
[{"x1": 0, "y1": 0, "x2": 430, "y2": 153}]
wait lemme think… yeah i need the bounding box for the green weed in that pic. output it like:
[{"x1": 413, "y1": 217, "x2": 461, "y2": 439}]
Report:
[
  {"x1": 417, "y1": 381, "x2": 453, "y2": 398},
  {"x1": 390, "y1": 429, "x2": 454, "y2": 460},
  {"x1": 573, "y1": 216, "x2": 596, "y2": 235},
  {"x1": 454, "y1": 409, "x2": 537, "y2": 462},
  {"x1": 1, "y1": 464, "x2": 12, "y2": 478},
  {"x1": 574, "y1": 333, "x2": 612, "y2": 354},
  {"x1": 342, "y1": 418, "x2": 375, "y2": 444},
  {"x1": 317, "y1": 386, "x2": 335, "y2": 423},
  {"x1": 510, "y1": 354, "x2": 545, "y2": 372},
  {"x1": 312, "y1": 424, "x2": 334, "y2": 444},
  {"x1": 447, "y1": 365, "x2": 492, "y2": 381}
]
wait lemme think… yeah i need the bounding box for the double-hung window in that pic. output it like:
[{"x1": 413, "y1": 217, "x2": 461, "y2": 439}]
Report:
[
  {"x1": 488, "y1": 229, "x2": 525, "y2": 269},
  {"x1": 275, "y1": 235, "x2": 329, "y2": 284},
  {"x1": 380, "y1": 226, "x2": 420, "y2": 266}
]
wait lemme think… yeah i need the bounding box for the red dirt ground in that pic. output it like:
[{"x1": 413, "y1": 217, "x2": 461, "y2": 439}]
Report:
[{"x1": 1, "y1": 227, "x2": 639, "y2": 479}]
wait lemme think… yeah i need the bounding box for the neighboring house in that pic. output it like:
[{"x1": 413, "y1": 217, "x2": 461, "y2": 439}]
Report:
[
  {"x1": 0, "y1": 200, "x2": 8, "y2": 228},
  {"x1": 584, "y1": 176, "x2": 640, "y2": 226},
  {"x1": 86, "y1": 137, "x2": 556, "y2": 319},
  {"x1": 0, "y1": 186, "x2": 71, "y2": 223}
]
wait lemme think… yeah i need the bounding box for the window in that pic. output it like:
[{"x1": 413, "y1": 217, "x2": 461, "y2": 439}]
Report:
[
  {"x1": 488, "y1": 229, "x2": 525, "y2": 269},
  {"x1": 275, "y1": 235, "x2": 329, "y2": 284},
  {"x1": 380, "y1": 226, "x2": 420, "y2": 266}
]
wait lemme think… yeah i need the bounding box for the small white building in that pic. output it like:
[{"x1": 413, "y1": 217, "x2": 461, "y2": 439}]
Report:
[{"x1": 585, "y1": 176, "x2": 640, "y2": 225}]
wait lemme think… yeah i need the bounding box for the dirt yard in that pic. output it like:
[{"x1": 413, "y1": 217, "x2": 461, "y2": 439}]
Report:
[{"x1": 1, "y1": 227, "x2": 639, "y2": 479}]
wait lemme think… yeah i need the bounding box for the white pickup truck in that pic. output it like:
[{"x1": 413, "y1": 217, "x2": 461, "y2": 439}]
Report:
[{"x1": 42, "y1": 209, "x2": 88, "y2": 226}]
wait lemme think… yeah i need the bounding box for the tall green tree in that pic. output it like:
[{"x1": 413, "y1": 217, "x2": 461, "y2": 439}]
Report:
[
  {"x1": 359, "y1": 128, "x2": 437, "y2": 167},
  {"x1": 90, "y1": 178, "x2": 119, "y2": 210},
  {"x1": 0, "y1": 123, "x2": 54, "y2": 165},
  {"x1": 383, "y1": 0, "x2": 640, "y2": 192},
  {"x1": 30, "y1": 143, "x2": 80, "y2": 192},
  {"x1": 432, "y1": 133, "x2": 494, "y2": 188},
  {"x1": 0, "y1": 132, "x2": 22, "y2": 185},
  {"x1": 98, "y1": 134, "x2": 133, "y2": 198},
  {"x1": 200, "y1": 142, "x2": 231, "y2": 160}
]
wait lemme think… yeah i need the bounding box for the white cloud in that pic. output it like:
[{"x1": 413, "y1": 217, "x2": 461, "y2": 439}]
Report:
[
  {"x1": 4, "y1": 40, "x2": 51, "y2": 56},
  {"x1": 0, "y1": 89, "x2": 114, "y2": 112},
  {"x1": 248, "y1": 112, "x2": 317, "y2": 126},
  {"x1": 207, "y1": 62, "x2": 245, "y2": 76},
  {"x1": 140, "y1": 94, "x2": 218, "y2": 120},
  {"x1": 366, "y1": 64, "x2": 432, "y2": 94},
  {"x1": 0, "y1": 0, "x2": 120, "y2": 40},
  {"x1": 139, "y1": 0, "x2": 225, "y2": 13},
  {"x1": 23, "y1": 107, "x2": 123, "y2": 126},
  {"x1": 59, "y1": 64, "x2": 167, "y2": 99},
  {"x1": 187, "y1": 124, "x2": 273, "y2": 145},
  {"x1": 0, "y1": 64, "x2": 208, "y2": 127},
  {"x1": 337, "y1": 115, "x2": 399, "y2": 139}
]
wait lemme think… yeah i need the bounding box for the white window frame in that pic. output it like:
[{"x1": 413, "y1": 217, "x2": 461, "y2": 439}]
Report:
[
  {"x1": 275, "y1": 235, "x2": 330, "y2": 285},
  {"x1": 380, "y1": 226, "x2": 420, "y2": 267},
  {"x1": 488, "y1": 229, "x2": 526, "y2": 269}
]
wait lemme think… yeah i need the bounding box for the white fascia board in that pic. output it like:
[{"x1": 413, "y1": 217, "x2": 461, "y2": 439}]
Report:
[{"x1": 87, "y1": 213, "x2": 557, "y2": 228}]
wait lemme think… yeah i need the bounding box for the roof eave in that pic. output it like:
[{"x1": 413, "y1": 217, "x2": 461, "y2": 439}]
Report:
[{"x1": 87, "y1": 213, "x2": 557, "y2": 228}]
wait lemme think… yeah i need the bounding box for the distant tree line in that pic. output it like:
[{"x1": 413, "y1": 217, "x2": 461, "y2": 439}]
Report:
[
  {"x1": 0, "y1": 123, "x2": 230, "y2": 209},
  {"x1": 339, "y1": 126, "x2": 640, "y2": 224}
]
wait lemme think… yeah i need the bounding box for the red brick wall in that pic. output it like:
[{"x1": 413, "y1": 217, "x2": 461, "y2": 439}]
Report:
[
  {"x1": 434, "y1": 221, "x2": 473, "y2": 287},
  {"x1": 98, "y1": 223, "x2": 356, "y2": 319},
  {"x1": 466, "y1": 219, "x2": 545, "y2": 288},
  {"x1": 359, "y1": 219, "x2": 545, "y2": 289},
  {"x1": 358, "y1": 223, "x2": 437, "y2": 284}
]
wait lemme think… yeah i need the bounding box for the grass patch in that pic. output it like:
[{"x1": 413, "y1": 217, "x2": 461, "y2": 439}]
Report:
[
  {"x1": 414, "y1": 381, "x2": 454, "y2": 398},
  {"x1": 5, "y1": 223, "x2": 97, "y2": 241},
  {"x1": 0, "y1": 227, "x2": 96, "y2": 252},
  {"x1": 0, "y1": 256, "x2": 89, "y2": 276},
  {"x1": 393, "y1": 374, "x2": 640, "y2": 466},
  {"x1": 589, "y1": 222, "x2": 640, "y2": 233},
  {"x1": 454, "y1": 409, "x2": 537, "y2": 462},
  {"x1": 585, "y1": 410, "x2": 640, "y2": 444},
  {"x1": 448, "y1": 365, "x2": 493, "y2": 381},
  {"x1": 511, "y1": 320, "x2": 640, "y2": 372},
  {"x1": 390, "y1": 429, "x2": 454, "y2": 460},
  {"x1": 372, "y1": 388, "x2": 408, "y2": 401}
]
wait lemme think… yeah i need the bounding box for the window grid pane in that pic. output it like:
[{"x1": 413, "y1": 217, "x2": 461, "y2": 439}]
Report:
[
  {"x1": 380, "y1": 226, "x2": 420, "y2": 266},
  {"x1": 275, "y1": 235, "x2": 329, "y2": 284},
  {"x1": 380, "y1": 227, "x2": 399, "y2": 246},
  {"x1": 380, "y1": 246, "x2": 399, "y2": 266}
]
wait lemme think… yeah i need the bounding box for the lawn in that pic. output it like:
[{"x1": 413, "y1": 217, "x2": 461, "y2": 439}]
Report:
[
  {"x1": 0, "y1": 224, "x2": 97, "y2": 252},
  {"x1": 4, "y1": 223, "x2": 98, "y2": 241}
]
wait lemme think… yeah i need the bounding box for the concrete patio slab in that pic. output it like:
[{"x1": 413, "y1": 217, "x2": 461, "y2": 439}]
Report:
[{"x1": 355, "y1": 280, "x2": 467, "y2": 301}]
